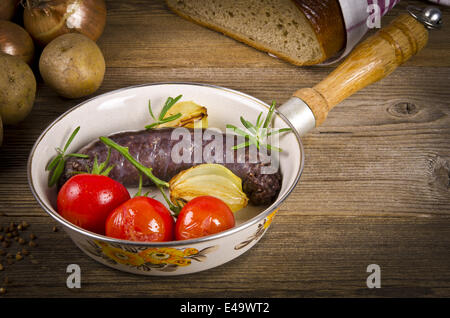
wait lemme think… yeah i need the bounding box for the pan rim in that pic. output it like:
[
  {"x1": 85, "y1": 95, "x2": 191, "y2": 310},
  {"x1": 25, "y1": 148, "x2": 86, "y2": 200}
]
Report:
[{"x1": 27, "y1": 82, "x2": 305, "y2": 247}]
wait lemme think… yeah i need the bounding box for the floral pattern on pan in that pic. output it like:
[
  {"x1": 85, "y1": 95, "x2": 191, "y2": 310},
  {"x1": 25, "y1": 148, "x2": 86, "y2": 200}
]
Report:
[
  {"x1": 234, "y1": 209, "x2": 277, "y2": 250},
  {"x1": 81, "y1": 240, "x2": 218, "y2": 272}
]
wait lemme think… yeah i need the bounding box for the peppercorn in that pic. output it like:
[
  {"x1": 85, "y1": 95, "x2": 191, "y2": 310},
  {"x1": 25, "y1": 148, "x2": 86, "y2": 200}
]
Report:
[{"x1": 8, "y1": 223, "x2": 15, "y2": 232}]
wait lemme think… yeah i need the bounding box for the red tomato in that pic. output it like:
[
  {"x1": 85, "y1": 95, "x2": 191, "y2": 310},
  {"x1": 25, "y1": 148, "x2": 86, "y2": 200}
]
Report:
[
  {"x1": 175, "y1": 196, "x2": 235, "y2": 240},
  {"x1": 57, "y1": 174, "x2": 130, "y2": 235},
  {"x1": 105, "y1": 197, "x2": 175, "y2": 242}
]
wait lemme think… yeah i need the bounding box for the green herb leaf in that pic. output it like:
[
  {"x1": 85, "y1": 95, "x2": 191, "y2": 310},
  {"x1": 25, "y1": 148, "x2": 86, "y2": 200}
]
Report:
[
  {"x1": 99, "y1": 136, "x2": 183, "y2": 214},
  {"x1": 145, "y1": 112, "x2": 182, "y2": 130},
  {"x1": 226, "y1": 100, "x2": 292, "y2": 152},
  {"x1": 232, "y1": 141, "x2": 251, "y2": 150},
  {"x1": 159, "y1": 94, "x2": 182, "y2": 120},
  {"x1": 240, "y1": 116, "x2": 256, "y2": 134},
  {"x1": 134, "y1": 174, "x2": 143, "y2": 198},
  {"x1": 226, "y1": 124, "x2": 259, "y2": 147},
  {"x1": 255, "y1": 112, "x2": 263, "y2": 130},
  {"x1": 91, "y1": 156, "x2": 99, "y2": 174},
  {"x1": 102, "y1": 164, "x2": 115, "y2": 176},
  {"x1": 63, "y1": 126, "x2": 81, "y2": 152},
  {"x1": 262, "y1": 101, "x2": 276, "y2": 129},
  {"x1": 65, "y1": 153, "x2": 90, "y2": 159},
  {"x1": 99, "y1": 137, "x2": 168, "y2": 188},
  {"x1": 70, "y1": 171, "x2": 88, "y2": 176},
  {"x1": 158, "y1": 183, "x2": 182, "y2": 215},
  {"x1": 48, "y1": 159, "x2": 65, "y2": 187},
  {"x1": 90, "y1": 148, "x2": 114, "y2": 176},
  {"x1": 263, "y1": 143, "x2": 283, "y2": 152},
  {"x1": 46, "y1": 154, "x2": 62, "y2": 172},
  {"x1": 46, "y1": 126, "x2": 90, "y2": 187},
  {"x1": 264, "y1": 128, "x2": 292, "y2": 138},
  {"x1": 148, "y1": 100, "x2": 157, "y2": 121},
  {"x1": 145, "y1": 123, "x2": 159, "y2": 130},
  {"x1": 143, "y1": 191, "x2": 152, "y2": 198},
  {"x1": 226, "y1": 124, "x2": 250, "y2": 138},
  {"x1": 146, "y1": 95, "x2": 183, "y2": 130}
]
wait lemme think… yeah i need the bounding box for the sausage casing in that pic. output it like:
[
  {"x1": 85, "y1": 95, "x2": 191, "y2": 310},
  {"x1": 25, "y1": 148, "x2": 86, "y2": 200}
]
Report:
[{"x1": 61, "y1": 128, "x2": 282, "y2": 205}]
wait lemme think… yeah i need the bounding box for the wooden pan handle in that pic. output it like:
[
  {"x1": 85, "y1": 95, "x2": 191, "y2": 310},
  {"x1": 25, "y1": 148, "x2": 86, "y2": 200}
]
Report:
[{"x1": 293, "y1": 14, "x2": 428, "y2": 126}]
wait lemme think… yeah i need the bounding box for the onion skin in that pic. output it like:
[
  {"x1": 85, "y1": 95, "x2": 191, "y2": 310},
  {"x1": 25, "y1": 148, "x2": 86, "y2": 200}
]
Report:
[
  {"x1": 0, "y1": 21, "x2": 35, "y2": 65},
  {"x1": 0, "y1": 0, "x2": 19, "y2": 20},
  {"x1": 23, "y1": 0, "x2": 107, "y2": 46}
]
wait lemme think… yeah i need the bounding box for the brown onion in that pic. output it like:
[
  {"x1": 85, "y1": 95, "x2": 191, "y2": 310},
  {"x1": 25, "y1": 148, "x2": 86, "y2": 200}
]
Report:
[
  {"x1": 23, "y1": 0, "x2": 107, "y2": 46},
  {"x1": 0, "y1": 20, "x2": 35, "y2": 65},
  {"x1": 0, "y1": 0, "x2": 20, "y2": 20}
]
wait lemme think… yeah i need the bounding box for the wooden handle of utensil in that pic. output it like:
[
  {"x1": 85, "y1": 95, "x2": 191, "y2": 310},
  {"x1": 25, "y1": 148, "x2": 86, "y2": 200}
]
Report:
[{"x1": 293, "y1": 14, "x2": 428, "y2": 126}]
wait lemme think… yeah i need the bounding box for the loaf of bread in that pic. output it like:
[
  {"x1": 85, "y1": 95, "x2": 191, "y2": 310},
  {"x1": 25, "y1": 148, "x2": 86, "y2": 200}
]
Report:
[{"x1": 165, "y1": 0, "x2": 346, "y2": 65}]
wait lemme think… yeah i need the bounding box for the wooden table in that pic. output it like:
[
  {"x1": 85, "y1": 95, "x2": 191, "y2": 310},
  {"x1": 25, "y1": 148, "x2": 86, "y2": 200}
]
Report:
[{"x1": 0, "y1": 0, "x2": 449, "y2": 298}]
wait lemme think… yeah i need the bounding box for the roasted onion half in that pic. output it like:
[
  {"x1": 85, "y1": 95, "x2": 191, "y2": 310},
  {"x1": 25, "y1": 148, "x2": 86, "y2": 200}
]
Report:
[
  {"x1": 158, "y1": 101, "x2": 208, "y2": 129},
  {"x1": 169, "y1": 164, "x2": 249, "y2": 213},
  {"x1": 23, "y1": 0, "x2": 107, "y2": 46},
  {"x1": 0, "y1": 20, "x2": 35, "y2": 65}
]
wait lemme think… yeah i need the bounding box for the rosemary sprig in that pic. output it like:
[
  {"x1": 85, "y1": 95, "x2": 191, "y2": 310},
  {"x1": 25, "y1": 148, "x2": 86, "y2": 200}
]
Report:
[
  {"x1": 145, "y1": 95, "x2": 183, "y2": 129},
  {"x1": 46, "y1": 126, "x2": 89, "y2": 187},
  {"x1": 132, "y1": 173, "x2": 153, "y2": 198},
  {"x1": 99, "y1": 137, "x2": 182, "y2": 214},
  {"x1": 86, "y1": 148, "x2": 115, "y2": 176},
  {"x1": 226, "y1": 101, "x2": 292, "y2": 152},
  {"x1": 134, "y1": 174, "x2": 144, "y2": 197},
  {"x1": 99, "y1": 137, "x2": 167, "y2": 188}
]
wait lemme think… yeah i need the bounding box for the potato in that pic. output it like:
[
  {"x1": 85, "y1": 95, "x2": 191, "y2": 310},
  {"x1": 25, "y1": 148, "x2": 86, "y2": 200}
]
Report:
[
  {"x1": 39, "y1": 33, "x2": 105, "y2": 99},
  {"x1": 0, "y1": 53, "x2": 36, "y2": 125}
]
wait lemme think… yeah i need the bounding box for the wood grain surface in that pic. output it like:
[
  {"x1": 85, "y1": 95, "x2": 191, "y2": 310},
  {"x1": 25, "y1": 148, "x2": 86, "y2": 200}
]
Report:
[
  {"x1": 0, "y1": 0, "x2": 449, "y2": 298},
  {"x1": 294, "y1": 13, "x2": 429, "y2": 126}
]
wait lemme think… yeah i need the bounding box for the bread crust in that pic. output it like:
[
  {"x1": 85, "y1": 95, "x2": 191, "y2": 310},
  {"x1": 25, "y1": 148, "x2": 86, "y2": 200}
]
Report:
[
  {"x1": 292, "y1": 0, "x2": 346, "y2": 60},
  {"x1": 165, "y1": 0, "x2": 345, "y2": 66}
]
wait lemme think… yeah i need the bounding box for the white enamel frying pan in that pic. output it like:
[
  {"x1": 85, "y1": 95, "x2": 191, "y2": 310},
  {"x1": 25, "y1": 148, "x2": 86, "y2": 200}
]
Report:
[{"x1": 28, "y1": 11, "x2": 436, "y2": 275}]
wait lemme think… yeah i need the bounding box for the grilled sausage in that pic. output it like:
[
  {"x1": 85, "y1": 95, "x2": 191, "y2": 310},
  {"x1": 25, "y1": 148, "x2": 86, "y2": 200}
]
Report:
[{"x1": 61, "y1": 128, "x2": 282, "y2": 205}]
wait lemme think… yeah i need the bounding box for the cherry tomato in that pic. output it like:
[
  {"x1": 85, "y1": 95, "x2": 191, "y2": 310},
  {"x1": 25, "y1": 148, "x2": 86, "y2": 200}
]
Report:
[
  {"x1": 105, "y1": 197, "x2": 175, "y2": 242},
  {"x1": 57, "y1": 174, "x2": 130, "y2": 235},
  {"x1": 175, "y1": 196, "x2": 235, "y2": 240}
]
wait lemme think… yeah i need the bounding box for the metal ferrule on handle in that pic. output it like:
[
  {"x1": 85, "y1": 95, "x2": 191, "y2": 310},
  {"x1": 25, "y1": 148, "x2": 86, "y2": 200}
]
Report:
[
  {"x1": 278, "y1": 97, "x2": 316, "y2": 137},
  {"x1": 278, "y1": 7, "x2": 440, "y2": 137}
]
